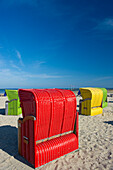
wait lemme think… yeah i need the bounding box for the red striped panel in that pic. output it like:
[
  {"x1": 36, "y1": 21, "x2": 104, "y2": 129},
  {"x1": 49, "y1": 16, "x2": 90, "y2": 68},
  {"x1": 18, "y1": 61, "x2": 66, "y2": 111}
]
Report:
[
  {"x1": 35, "y1": 100, "x2": 51, "y2": 140},
  {"x1": 44, "y1": 90, "x2": 64, "y2": 137},
  {"x1": 55, "y1": 89, "x2": 77, "y2": 133},
  {"x1": 33, "y1": 90, "x2": 51, "y2": 140}
]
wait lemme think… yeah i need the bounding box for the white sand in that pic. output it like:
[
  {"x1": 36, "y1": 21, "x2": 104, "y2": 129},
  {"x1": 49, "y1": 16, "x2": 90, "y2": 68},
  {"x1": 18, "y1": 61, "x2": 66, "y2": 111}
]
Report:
[{"x1": 0, "y1": 94, "x2": 113, "y2": 170}]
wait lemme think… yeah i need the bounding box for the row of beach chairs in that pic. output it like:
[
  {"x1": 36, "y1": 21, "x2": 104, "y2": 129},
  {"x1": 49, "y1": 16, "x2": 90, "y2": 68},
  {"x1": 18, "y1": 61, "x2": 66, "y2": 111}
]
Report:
[
  {"x1": 1, "y1": 87, "x2": 108, "y2": 168},
  {"x1": 3, "y1": 87, "x2": 108, "y2": 116}
]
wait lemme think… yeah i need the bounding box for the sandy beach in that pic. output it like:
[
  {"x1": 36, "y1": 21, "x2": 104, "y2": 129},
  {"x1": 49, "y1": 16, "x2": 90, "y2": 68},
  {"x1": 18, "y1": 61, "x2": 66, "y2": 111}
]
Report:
[{"x1": 0, "y1": 93, "x2": 113, "y2": 170}]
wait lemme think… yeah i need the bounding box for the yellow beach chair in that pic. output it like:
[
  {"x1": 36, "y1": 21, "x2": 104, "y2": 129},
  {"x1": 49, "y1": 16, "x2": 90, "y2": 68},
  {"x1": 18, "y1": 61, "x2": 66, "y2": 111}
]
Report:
[{"x1": 79, "y1": 88, "x2": 103, "y2": 116}]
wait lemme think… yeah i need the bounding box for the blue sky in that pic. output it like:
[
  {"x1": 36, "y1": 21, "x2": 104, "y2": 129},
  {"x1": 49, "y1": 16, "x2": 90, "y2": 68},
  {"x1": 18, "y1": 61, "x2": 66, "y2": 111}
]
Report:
[{"x1": 0, "y1": 0, "x2": 113, "y2": 88}]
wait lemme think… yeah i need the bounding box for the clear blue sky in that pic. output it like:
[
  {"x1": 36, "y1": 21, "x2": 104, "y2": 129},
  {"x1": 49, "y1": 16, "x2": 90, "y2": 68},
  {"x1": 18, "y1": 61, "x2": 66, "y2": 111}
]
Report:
[{"x1": 0, "y1": 0, "x2": 113, "y2": 88}]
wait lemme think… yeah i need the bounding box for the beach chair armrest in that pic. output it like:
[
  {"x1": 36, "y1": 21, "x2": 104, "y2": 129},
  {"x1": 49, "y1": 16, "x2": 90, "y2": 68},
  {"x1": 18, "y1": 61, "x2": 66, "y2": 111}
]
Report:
[
  {"x1": 79, "y1": 98, "x2": 91, "y2": 103},
  {"x1": 23, "y1": 115, "x2": 36, "y2": 123}
]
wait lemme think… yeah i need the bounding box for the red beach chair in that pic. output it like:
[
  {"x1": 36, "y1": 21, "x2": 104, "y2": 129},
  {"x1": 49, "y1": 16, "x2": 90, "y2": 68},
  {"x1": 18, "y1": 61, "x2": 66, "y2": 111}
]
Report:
[{"x1": 18, "y1": 89, "x2": 79, "y2": 168}]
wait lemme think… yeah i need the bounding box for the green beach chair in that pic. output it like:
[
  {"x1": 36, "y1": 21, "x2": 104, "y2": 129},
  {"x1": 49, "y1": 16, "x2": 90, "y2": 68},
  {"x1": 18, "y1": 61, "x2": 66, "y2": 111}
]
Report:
[
  {"x1": 5, "y1": 90, "x2": 22, "y2": 115},
  {"x1": 97, "y1": 88, "x2": 108, "y2": 108}
]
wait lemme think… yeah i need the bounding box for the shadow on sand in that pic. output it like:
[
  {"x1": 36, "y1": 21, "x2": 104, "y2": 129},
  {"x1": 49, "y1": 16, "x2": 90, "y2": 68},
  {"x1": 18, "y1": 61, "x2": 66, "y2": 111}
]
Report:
[
  {"x1": 0, "y1": 125, "x2": 33, "y2": 168},
  {"x1": 104, "y1": 121, "x2": 113, "y2": 126}
]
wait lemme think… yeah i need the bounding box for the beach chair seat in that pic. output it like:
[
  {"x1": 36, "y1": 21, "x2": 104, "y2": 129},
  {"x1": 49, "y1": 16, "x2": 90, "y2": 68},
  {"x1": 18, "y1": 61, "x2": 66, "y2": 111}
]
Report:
[
  {"x1": 18, "y1": 89, "x2": 79, "y2": 168},
  {"x1": 35, "y1": 133, "x2": 78, "y2": 167}
]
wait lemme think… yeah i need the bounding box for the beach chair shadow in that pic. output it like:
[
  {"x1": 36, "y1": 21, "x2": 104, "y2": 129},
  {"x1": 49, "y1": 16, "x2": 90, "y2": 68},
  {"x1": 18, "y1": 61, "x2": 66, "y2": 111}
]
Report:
[
  {"x1": 104, "y1": 121, "x2": 113, "y2": 126},
  {"x1": 0, "y1": 125, "x2": 33, "y2": 168},
  {"x1": 0, "y1": 109, "x2": 5, "y2": 115}
]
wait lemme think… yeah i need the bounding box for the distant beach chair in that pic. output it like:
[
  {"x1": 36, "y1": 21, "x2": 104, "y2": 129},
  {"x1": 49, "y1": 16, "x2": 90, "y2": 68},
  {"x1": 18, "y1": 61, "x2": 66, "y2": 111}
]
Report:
[
  {"x1": 97, "y1": 88, "x2": 108, "y2": 108},
  {"x1": 5, "y1": 89, "x2": 22, "y2": 115},
  {"x1": 79, "y1": 87, "x2": 103, "y2": 116},
  {"x1": 18, "y1": 89, "x2": 79, "y2": 168}
]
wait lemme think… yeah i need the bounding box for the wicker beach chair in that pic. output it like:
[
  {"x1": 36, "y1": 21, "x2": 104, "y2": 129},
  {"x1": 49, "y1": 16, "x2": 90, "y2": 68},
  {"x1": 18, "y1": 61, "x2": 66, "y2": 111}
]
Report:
[
  {"x1": 97, "y1": 88, "x2": 108, "y2": 108},
  {"x1": 18, "y1": 89, "x2": 79, "y2": 168},
  {"x1": 79, "y1": 87, "x2": 103, "y2": 116},
  {"x1": 5, "y1": 89, "x2": 22, "y2": 115}
]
